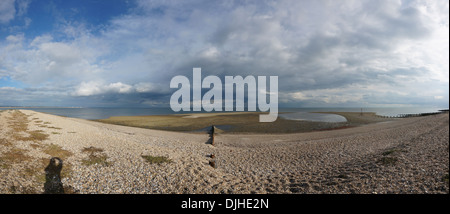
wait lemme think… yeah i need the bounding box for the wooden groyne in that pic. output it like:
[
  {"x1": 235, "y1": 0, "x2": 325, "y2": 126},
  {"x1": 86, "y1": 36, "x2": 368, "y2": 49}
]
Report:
[
  {"x1": 208, "y1": 125, "x2": 217, "y2": 168},
  {"x1": 377, "y1": 110, "x2": 448, "y2": 118},
  {"x1": 209, "y1": 125, "x2": 216, "y2": 146}
]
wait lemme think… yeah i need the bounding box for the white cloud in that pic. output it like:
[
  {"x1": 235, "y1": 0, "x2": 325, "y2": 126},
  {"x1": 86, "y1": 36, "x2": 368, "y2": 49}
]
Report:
[
  {"x1": 2, "y1": 27, "x2": 108, "y2": 86},
  {"x1": 73, "y1": 81, "x2": 133, "y2": 96},
  {"x1": 283, "y1": 85, "x2": 366, "y2": 105},
  {"x1": 107, "y1": 82, "x2": 133, "y2": 94},
  {"x1": 72, "y1": 81, "x2": 104, "y2": 96},
  {"x1": 72, "y1": 81, "x2": 168, "y2": 97},
  {"x1": 0, "y1": 0, "x2": 15, "y2": 24},
  {"x1": 0, "y1": 0, "x2": 30, "y2": 24},
  {"x1": 0, "y1": 86, "x2": 22, "y2": 91},
  {"x1": 6, "y1": 34, "x2": 24, "y2": 43}
]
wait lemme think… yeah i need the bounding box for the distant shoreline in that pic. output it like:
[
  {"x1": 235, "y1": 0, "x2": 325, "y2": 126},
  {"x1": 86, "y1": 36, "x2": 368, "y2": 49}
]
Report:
[
  {"x1": 0, "y1": 106, "x2": 83, "y2": 109},
  {"x1": 1, "y1": 106, "x2": 447, "y2": 121}
]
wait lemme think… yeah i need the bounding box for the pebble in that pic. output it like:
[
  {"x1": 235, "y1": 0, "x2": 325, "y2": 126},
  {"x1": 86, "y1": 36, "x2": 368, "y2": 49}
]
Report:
[{"x1": 0, "y1": 110, "x2": 448, "y2": 194}]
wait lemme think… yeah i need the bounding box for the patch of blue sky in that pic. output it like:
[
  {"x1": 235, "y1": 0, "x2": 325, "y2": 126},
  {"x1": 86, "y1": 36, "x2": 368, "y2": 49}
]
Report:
[
  {"x1": 3, "y1": 0, "x2": 132, "y2": 40},
  {"x1": 0, "y1": 76, "x2": 25, "y2": 88}
]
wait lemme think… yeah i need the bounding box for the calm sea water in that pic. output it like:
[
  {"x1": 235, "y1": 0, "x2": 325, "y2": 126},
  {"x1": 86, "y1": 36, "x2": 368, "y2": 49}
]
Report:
[
  {"x1": 279, "y1": 112, "x2": 348, "y2": 122},
  {"x1": 279, "y1": 107, "x2": 446, "y2": 122},
  {"x1": 4, "y1": 107, "x2": 177, "y2": 120},
  {"x1": 4, "y1": 106, "x2": 446, "y2": 121}
]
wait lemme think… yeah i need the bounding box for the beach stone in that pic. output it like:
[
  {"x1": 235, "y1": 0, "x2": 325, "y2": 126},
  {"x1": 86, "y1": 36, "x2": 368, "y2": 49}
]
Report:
[{"x1": 0, "y1": 110, "x2": 448, "y2": 194}]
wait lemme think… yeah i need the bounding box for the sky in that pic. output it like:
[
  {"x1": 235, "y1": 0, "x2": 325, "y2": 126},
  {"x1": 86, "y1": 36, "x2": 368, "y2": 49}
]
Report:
[{"x1": 0, "y1": 0, "x2": 448, "y2": 108}]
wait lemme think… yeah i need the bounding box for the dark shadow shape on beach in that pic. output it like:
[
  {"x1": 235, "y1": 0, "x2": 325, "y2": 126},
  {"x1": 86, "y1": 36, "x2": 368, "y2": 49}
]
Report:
[
  {"x1": 44, "y1": 157, "x2": 64, "y2": 194},
  {"x1": 205, "y1": 137, "x2": 214, "y2": 145}
]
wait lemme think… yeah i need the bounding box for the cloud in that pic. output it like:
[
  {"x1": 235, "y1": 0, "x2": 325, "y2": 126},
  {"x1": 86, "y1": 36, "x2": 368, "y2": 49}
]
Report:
[
  {"x1": 16, "y1": 0, "x2": 30, "y2": 17},
  {"x1": 0, "y1": 0, "x2": 448, "y2": 107},
  {"x1": 72, "y1": 81, "x2": 133, "y2": 96},
  {"x1": 0, "y1": 0, "x2": 30, "y2": 24},
  {"x1": 2, "y1": 27, "x2": 109, "y2": 87},
  {"x1": 72, "y1": 81, "x2": 169, "y2": 97},
  {"x1": 282, "y1": 78, "x2": 449, "y2": 107},
  {"x1": 0, "y1": 0, "x2": 15, "y2": 24}
]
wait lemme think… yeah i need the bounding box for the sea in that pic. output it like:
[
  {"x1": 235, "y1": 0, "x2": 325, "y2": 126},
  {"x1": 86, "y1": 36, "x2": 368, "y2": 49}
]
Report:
[
  {"x1": 279, "y1": 107, "x2": 447, "y2": 122},
  {"x1": 2, "y1": 106, "x2": 447, "y2": 122}
]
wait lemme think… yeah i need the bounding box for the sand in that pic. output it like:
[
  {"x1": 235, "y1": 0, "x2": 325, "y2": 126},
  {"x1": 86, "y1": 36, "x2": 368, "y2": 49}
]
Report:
[
  {"x1": 0, "y1": 109, "x2": 448, "y2": 194},
  {"x1": 97, "y1": 111, "x2": 391, "y2": 133}
]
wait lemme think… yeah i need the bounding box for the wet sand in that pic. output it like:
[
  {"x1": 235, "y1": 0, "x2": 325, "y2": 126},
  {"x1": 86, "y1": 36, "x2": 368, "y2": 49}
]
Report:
[
  {"x1": 0, "y1": 109, "x2": 448, "y2": 194},
  {"x1": 97, "y1": 111, "x2": 392, "y2": 133}
]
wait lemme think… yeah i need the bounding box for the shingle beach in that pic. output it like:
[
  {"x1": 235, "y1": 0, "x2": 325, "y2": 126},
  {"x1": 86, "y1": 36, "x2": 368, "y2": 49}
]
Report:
[{"x1": 0, "y1": 109, "x2": 448, "y2": 194}]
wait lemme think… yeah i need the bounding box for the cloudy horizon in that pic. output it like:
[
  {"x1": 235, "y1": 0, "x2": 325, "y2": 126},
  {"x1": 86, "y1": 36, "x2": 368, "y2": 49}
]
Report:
[{"x1": 0, "y1": 0, "x2": 448, "y2": 109}]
